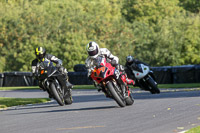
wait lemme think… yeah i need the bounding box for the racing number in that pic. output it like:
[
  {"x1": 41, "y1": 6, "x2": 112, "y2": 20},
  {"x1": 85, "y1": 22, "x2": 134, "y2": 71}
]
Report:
[{"x1": 95, "y1": 67, "x2": 106, "y2": 77}]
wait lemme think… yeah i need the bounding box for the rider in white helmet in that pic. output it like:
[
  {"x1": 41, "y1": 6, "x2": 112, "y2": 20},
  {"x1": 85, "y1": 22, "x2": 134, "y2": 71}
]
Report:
[
  {"x1": 85, "y1": 41, "x2": 134, "y2": 89},
  {"x1": 85, "y1": 41, "x2": 119, "y2": 72}
]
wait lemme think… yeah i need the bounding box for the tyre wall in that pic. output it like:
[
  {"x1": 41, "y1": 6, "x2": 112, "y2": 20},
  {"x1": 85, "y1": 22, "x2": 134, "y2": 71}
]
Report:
[{"x1": 1, "y1": 64, "x2": 200, "y2": 86}]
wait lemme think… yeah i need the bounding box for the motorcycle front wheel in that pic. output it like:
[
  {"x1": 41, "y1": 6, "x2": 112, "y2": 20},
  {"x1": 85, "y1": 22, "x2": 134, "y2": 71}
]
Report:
[
  {"x1": 50, "y1": 83, "x2": 65, "y2": 106},
  {"x1": 147, "y1": 76, "x2": 160, "y2": 94},
  {"x1": 107, "y1": 81, "x2": 126, "y2": 107}
]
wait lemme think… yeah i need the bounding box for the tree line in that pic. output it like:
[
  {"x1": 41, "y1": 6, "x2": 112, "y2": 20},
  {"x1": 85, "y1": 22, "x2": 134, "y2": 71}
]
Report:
[{"x1": 0, "y1": 0, "x2": 200, "y2": 72}]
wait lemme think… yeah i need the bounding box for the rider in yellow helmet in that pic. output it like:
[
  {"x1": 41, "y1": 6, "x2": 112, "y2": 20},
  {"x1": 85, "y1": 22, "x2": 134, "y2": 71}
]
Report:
[{"x1": 31, "y1": 47, "x2": 73, "y2": 98}]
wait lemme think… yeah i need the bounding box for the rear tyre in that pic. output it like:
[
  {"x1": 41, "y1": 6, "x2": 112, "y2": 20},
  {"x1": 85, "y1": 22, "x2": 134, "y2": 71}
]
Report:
[
  {"x1": 64, "y1": 90, "x2": 73, "y2": 105},
  {"x1": 107, "y1": 82, "x2": 126, "y2": 107},
  {"x1": 125, "y1": 92, "x2": 134, "y2": 106},
  {"x1": 147, "y1": 77, "x2": 160, "y2": 94},
  {"x1": 64, "y1": 97, "x2": 73, "y2": 105},
  {"x1": 50, "y1": 83, "x2": 65, "y2": 106}
]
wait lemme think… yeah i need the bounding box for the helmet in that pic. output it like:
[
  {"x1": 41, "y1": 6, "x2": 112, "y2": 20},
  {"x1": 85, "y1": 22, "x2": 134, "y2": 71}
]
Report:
[
  {"x1": 126, "y1": 55, "x2": 134, "y2": 63},
  {"x1": 35, "y1": 47, "x2": 46, "y2": 61},
  {"x1": 86, "y1": 41, "x2": 100, "y2": 58}
]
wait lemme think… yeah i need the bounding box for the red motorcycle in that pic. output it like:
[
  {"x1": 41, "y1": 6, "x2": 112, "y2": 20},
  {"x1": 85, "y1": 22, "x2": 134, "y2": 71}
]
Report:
[{"x1": 90, "y1": 56, "x2": 134, "y2": 107}]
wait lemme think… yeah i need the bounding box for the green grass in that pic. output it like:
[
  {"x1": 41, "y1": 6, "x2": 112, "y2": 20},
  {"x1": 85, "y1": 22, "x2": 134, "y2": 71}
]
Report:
[
  {"x1": 1, "y1": 83, "x2": 200, "y2": 91},
  {"x1": 0, "y1": 97, "x2": 51, "y2": 109},
  {"x1": 0, "y1": 86, "x2": 40, "y2": 90},
  {"x1": 186, "y1": 126, "x2": 200, "y2": 133},
  {"x1": 0, "y1": 85, "x2": 96, "y2": 90},
  {"x1": 158, "y1": 83, "x2": 200, "y2": 88},
  {"x1": 73, "y1": 85, "x2": 96, "y2": 89}
]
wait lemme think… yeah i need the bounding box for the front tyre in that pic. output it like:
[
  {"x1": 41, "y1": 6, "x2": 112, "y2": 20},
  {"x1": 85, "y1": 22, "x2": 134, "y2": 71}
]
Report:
[
  {"x1": 50, "y1": 83, "x2": 65, "y2": 106},
  {"x1": 107, "y1": 82, "x2": 126, "y2": 107},
  {"x1": 147, "y1": 76, "x2": 160, "y2": 94}
]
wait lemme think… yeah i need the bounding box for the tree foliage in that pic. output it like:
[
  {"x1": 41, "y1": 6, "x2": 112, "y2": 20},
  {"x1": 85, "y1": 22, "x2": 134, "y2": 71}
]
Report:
[
  {"x1": 0, "y1": 0, "x2": 200, "y2": 72},
  {"x1": 179, "y1": 0, "x2": 200, "y2": 13},
  {"x1": 122, "y1": 0, "x2": 200, "y2": 66}
]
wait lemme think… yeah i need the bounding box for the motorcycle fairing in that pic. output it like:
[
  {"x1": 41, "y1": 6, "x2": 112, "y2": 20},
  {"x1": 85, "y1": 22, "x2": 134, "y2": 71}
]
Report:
[
  {"x1": 132, "y1": 64, "x2": 150, "y2": 79},
  {"x1": 131, "y1": 64, "x2": 143, "y2": 73},
  {"x1": 92, "y1": 66, "x2": 114, "y2": 83},
  {"x1": 94, "y1": 67, "x2": 108, "y2": 78}
]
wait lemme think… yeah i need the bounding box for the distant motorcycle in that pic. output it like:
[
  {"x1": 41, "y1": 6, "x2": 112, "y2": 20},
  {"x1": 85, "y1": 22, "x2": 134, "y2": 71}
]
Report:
[
  {"x1": 38, "y1": 60, "x2": 73, "y2": 106},
  {"x1": 90, "y1": 56, "x2": 134, "y2": 107},
  {"x1": 127, "y1": 63, "x2": 160, "y2": 94}
]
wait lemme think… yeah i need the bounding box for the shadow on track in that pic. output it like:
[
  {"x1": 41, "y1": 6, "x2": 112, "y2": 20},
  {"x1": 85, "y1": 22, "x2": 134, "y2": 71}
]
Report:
[
  {"x1": 133, "y1": 90, "x2": 200, "y2": 100},
  {"x1": 2, "y1": 89, "x2": 200, "y2": 113},
  {"x1": 2, "y1": 94, "x2": 111, "y2": 112},
  {"x1": 13, "y1": 105, "x2": 117, "y2": 115}
]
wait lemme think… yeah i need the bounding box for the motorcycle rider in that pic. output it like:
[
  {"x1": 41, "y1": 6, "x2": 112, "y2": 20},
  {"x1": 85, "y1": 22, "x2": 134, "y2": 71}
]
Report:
[
  {"x1": 125, "y1": 55, "x2": 155, "y2": 85},
  {"x1": 31, "y1": 46, "x2": 73, "y2": 98},
  {"x1": 85, "y1": 41, "x2": 134, "y2": 91}
]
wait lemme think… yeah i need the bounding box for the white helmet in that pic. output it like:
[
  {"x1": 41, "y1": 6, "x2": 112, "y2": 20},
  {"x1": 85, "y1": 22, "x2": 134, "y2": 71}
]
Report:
[{"x1": 86, "y1": 41, "x2": 100, "y2": 58}]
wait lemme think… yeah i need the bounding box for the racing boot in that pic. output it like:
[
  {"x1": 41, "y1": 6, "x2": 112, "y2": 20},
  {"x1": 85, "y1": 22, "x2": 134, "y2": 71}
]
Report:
[
  {"x1": 58, "y1": 66, "x2": 72, "y2": 87},
  {"x1": 64, "y1": 71, "x2": 73, "y2": 89},
  {"x1": 66, "y1": 80, "x2": 73, "y2": 89},
  {"x1": 125, "y1": 74, "x2": 135, "y2": 86}
]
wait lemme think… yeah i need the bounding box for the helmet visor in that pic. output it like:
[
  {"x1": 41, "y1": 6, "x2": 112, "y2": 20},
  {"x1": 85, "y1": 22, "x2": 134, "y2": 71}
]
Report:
[
  {"x1": 36, "y1": 54, "x2": 44, "y2": 60},
  {"x1": 127, "y1": 56, "x2": 133, "y2": 63},
  {"x1": 88, "y1": 48, "x2": 98, "y2": 56}
]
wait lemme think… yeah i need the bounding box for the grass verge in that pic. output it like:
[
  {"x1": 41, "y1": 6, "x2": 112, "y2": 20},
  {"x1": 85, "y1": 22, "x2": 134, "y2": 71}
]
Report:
[
  {"x1": 158, "y1": 83, "x2": 200, "y2": 88},
  {"x1": 0, "y1": 86, "x2": 40, "y2": 90},
  {"x1": 0, "y1": 97, "x2": 50, "y2": 109},
  {"x1": 185, "y1": 126, "x2": 200, "y2": 133}
]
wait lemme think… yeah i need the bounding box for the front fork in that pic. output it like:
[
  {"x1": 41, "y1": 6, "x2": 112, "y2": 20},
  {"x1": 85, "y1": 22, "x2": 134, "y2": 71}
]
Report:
[{"x1": 103, "y1": 79, "x2": 128, "y2": 98}]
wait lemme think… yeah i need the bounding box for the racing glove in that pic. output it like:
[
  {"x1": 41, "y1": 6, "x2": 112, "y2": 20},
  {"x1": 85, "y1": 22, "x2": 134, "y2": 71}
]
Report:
[{"x1": 111, "y1": 60, "x2": 117, "y2": 67}]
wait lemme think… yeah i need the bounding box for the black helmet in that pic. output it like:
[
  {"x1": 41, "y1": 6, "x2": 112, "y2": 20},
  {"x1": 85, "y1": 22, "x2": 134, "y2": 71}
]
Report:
[
  {"x1": 35, "y1": 47, "x2": 46, "y2": 61},
  {"x1": 126, "y1": 55, "x2": 134, "y2": 63}
]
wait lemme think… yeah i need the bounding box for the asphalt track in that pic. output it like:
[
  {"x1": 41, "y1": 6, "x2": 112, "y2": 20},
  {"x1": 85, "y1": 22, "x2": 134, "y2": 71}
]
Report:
[{"x1": 1, "y1": 89, "x2": 200, "y2": 133}]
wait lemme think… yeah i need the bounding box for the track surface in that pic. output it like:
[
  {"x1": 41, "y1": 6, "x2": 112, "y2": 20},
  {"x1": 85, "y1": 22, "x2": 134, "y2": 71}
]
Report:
[{"x1": 1, "y1": 89, "x2": 200, "y2": 133}]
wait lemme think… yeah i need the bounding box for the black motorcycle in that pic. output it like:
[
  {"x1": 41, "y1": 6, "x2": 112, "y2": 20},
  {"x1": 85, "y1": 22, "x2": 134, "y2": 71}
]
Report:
[
  {"x1": 126, "y1": 63, "x2": 160, "y2": 94},
  {"x1": 38, "y1": 60, "x2": 73, "y2": 106}
]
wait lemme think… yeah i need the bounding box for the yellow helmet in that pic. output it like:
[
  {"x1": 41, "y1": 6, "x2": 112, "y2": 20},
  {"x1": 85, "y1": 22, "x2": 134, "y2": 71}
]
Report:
[{"x1": 35, "y1": 47, "x2": 46, "y2": 61}]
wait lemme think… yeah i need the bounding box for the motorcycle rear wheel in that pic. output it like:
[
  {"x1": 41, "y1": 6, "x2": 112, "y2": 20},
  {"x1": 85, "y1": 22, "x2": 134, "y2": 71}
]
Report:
[
  {"x1": 64, "y1": 97, "x2": 73, "y2": 105},
  {"x1": 50, "y1": 83, "x2": 65, "y2": 106},
  {"x1": 125, "y1": 93, "x2": 134, "y2": 106},
  {"x1": 64, "y1": 91, "x2": 73, "y2": 105},
  {"x1": 107, "y1": 82, "x2": 126, "y2": 107}
]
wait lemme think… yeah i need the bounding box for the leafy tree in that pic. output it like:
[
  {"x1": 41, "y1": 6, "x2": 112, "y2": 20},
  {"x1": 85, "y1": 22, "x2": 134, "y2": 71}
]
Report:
[
  {"x1": 0, "y1": 0, "x2": 200, "y2": 72},
  {"x1": 179, "y1": 0, "x2": 200, "y2": 13}
]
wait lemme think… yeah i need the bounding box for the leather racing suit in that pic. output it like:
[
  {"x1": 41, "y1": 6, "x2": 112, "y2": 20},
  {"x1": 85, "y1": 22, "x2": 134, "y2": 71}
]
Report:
[
  {"x1": 85, "y1": 48, "x2": 134, "y2": 86},
  {"x1": 31, "y1": 54, "x2": 72, "y2": 97}
]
